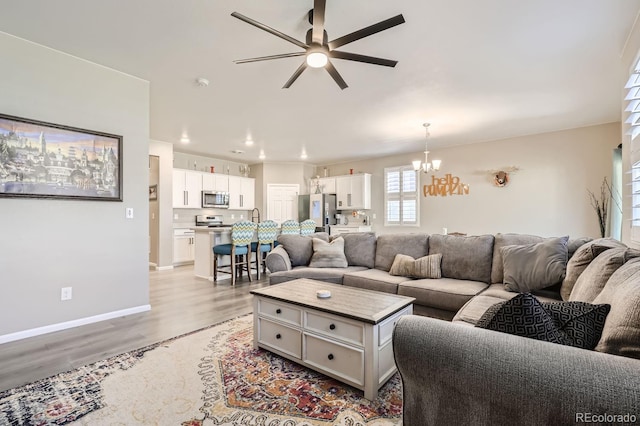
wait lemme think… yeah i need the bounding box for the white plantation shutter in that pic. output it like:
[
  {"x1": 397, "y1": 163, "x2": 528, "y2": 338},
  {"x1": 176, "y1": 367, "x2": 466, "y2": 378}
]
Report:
[
  {"x1": 384, "y1": 166, "x2": 419, "y2": 226},
  {"x1": 626, "y1": 57, "x2": 640, "y2": 242}
]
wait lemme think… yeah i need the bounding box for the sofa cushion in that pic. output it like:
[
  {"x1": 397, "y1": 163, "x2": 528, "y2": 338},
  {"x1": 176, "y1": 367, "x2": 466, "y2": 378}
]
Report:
[
  {"x1": 268, "y1": 265, "x2": 368, "y2": 285},
  {"x1": 569, "y1": 247, "x2": 640, "y2": 303},
  {"x1": 343, "y1": 268, "x2": 410, "y2": 294},
  {"x1": 502, "y1": 236, "x2": 569, "y2": 293},
  {"x1": 374, "y1": 233, "x2": 429, "y2": 272},
  {"x1": 491, "y1": 233, "x2": 545, "y2": 284},
  {"x1": 264, "y1": 245, "x2": 292, "y2": 273},
  {"x1": 476, "y1": 293, "x2": 610, "y2": 350},
  {"x1": 429, "y1": 234, "x2": 494, "y2": 283},
  {"x1": 308, "y1": 237, "x2": 348, "y2": 268},
  {"x1": 567, "y1": 237, "x2": 593, "y2": 258},
  {"x1": 593, "y1": 257, "x2": 640, "y2": 359},
  {"x1": 276, "y1": 233, "x2": 330, "y2": 267},
  {"x1": 398, "y1": 278, "x2": 488, "y2": 312},
  {"x1": 341, "y1": 232, "x2": 377, "y2": 268},
  {"x1": 389, "y1": 253, "x2": 442, "y2": 279},
  {"x1": 560, "y1": 238, "x2": 626, "y2": 301}
]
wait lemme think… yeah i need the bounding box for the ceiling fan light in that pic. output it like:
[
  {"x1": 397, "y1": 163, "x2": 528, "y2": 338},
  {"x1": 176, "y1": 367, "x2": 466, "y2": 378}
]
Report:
[{"x1": 307, "y1": 52, "x2": 328, "y2": 68}]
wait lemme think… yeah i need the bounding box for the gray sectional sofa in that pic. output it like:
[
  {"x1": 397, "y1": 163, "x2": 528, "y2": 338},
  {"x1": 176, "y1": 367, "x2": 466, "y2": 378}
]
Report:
[
  {"x1": 266, "y1": 231, "x2": 640, "y2": 424},
  {"x1": 265, "y1": 231, "x2": 587, "y2": 319}
]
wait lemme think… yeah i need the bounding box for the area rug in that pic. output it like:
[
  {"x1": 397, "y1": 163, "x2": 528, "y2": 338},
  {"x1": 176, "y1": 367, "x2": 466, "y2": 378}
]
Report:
[{"x1": 0, "y1": 314, "x2": 402, "y2": 425}]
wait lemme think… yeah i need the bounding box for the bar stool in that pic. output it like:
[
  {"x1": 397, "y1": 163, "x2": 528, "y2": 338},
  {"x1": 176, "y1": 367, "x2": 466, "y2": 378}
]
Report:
[
  {"x1": 213, "y1": 220, "x2": 257, "y2": 285},
  {"x1": 251, "y1": 220, "x2": 278, "y2": 279},
  {"x1": 300, "y1": 219, "x2": 317, "y2": 236},
  {"x1": 280, "y1": 219, "x2": 300, "y2": 235}
]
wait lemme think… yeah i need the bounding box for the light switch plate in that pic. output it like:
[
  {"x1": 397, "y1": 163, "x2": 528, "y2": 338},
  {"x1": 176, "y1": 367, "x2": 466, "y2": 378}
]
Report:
[{"x1": 126, "y1": 207, "x2": 134, "y2": 219}]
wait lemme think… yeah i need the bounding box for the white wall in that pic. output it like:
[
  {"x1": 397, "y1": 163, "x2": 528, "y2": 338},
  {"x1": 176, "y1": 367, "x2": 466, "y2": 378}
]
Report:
[
  {"x1": 0, "y1": 32, "x2": 150, "y2": 338},
  {"x1": 322, "y1": 123, "x2": 620, "y2": 238}
]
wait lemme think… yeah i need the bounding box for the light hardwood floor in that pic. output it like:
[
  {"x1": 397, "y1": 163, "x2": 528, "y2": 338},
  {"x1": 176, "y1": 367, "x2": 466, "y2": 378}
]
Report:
[{"x1": 0, "y1": 265, "x2": 269, "y2": 392}]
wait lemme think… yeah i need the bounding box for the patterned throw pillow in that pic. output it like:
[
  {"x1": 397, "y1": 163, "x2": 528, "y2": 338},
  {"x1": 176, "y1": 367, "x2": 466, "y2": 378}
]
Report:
[
  {"x1": 308, "y1": 237, "x2": 348, "y2": 268},
  {"x1": 389, "y1": 253, "x2": 442, "y2": 279},
  {"x1": 477, "y1": 293, "x2": 611, "y2": 350}
]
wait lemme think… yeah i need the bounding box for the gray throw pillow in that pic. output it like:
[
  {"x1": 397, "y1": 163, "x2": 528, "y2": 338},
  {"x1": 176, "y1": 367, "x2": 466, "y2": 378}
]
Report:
[
  {"x1": 561, "y1": 242, "x2": 619, "y2": 300},
  {"x1": 277, "y1": 233, "x2": 329, "y2": 267},
  {"x1": 502, "y1": 236, "x2": 569, "y2": 293},
  {"x1": 308, "y1": 237, "x2": 348, "y2": 268},
  {"x1": 340, "y1": 232, "x2": 377, "y2": 268}
]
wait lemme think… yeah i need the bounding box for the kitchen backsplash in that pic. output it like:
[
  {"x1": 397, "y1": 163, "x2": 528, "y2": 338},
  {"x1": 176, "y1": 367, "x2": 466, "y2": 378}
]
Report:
[{"x1": 173, "y1": 208, "x2": 253, "y2": 228}]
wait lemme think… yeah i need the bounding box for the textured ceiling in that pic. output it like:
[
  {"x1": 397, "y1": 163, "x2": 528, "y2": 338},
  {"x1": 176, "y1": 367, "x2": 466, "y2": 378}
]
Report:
[{"x1": 0, "y1": 0, "x2": 638, "y2": 164}]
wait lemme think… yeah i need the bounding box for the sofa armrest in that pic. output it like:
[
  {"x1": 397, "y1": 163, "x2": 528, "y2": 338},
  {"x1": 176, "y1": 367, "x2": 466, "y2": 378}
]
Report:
[
  {"x1": 265, "y1": 245, "x2": 292, "y2": 274},
  {"x1": 393, "y1": 315, "x2": 640, "y2": 426}
]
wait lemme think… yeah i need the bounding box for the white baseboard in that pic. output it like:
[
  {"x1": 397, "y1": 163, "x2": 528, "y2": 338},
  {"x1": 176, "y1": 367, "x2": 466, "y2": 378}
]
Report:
[
  {"x1": 0, "y1": 304, "x2": 152, "y2": 344},
  {"x1": 155, "y1": 265, "x2": 174, "y2": 271}
]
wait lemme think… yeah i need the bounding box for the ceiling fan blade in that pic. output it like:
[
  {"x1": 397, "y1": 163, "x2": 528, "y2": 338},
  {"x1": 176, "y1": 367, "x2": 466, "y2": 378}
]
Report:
[
  {"x1": 325, "y1": 60, "x2": 348, "y2": 90},
  {"x1": 330, "y1": 50, "x2": 398, "y2": 67},
  {"x1": 312, "y1": 0, "x2": 327, "y2": 44},
  {"x1": 283, "y1": 62, "x2": 308, "y2": 88},
  {"x1": 231, "y1": 12, "x2": 309, "y2": 49},
  {"x1": 234, "y1": 52, "x2": 306, "y2": 64},
  {"x1": 328, "y1": 14, "x2": 405, "y2": 50}
]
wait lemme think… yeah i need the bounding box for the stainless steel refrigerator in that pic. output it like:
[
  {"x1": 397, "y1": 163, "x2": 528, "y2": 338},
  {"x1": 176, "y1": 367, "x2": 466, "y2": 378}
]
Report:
[
  {"x1": 310, "y1": 193, "x2": 337, "y2": 233},
  {"x1": 297, "y1": 194, "x2": 310, "y2": 222}
]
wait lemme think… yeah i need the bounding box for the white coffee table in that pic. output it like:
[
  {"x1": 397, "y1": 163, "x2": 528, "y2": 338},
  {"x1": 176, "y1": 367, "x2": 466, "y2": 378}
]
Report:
[{"x1": 250, "y1": 278, "x2": 415, "y2": 400}]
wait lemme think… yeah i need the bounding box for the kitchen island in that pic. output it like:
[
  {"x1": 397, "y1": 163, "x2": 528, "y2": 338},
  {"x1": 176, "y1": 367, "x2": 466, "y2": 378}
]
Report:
[{"x1": 193, "y1": 226, "x2": 232, "y2": 281}]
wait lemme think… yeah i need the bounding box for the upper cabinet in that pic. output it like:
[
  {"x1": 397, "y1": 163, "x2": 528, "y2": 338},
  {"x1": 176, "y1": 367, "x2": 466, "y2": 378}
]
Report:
[
  {"x1": 228, "y1": 175, "x2": 255, "y2": 210},
  {"x1": 336, "y1": 173, "x2": 371, "y2": 210},
  {"x1": 173, "y1": 169, "x2": 203, "y2": 208},
  {"x1": 202, "y1": 173, "x2": 229, "y2": 192}
]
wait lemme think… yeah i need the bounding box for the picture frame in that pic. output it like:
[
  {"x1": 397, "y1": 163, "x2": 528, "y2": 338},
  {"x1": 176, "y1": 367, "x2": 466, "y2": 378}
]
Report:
[
  {"x1": 149, "y1": 184, "x2": 158, "y2": 201},
  {"x1": 0, "y1": 113, "x2": 122, "y2": 201}
]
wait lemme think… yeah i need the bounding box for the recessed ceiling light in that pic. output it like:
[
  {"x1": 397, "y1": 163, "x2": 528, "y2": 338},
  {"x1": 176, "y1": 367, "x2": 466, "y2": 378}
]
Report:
[
  {"x1": 259, "y1": 151, "x2": 266, "y2": 160},
  {"x1": 300, "y1": 152, "x2": 308, "y2": 160},
  {"x1": 180, "y1": 136, "x2": 190, "y2": 144},
  {"x1": 245, "y1": 139, "x2": 254, "y2": 146}
]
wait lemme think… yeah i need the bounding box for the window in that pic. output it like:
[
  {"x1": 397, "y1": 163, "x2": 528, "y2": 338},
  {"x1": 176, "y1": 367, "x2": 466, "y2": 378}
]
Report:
[
  {"x1": 626, "y1": 55, "x2": 640, "y2": 242},
  {"x1": 384, "y1": 165, "x2": 419, "y2": 226}
]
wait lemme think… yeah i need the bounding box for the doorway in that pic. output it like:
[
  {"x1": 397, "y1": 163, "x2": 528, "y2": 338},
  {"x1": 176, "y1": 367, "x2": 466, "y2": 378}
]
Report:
[{"x1": 266, "y1": 184, "x2": 300, "y2": 223}]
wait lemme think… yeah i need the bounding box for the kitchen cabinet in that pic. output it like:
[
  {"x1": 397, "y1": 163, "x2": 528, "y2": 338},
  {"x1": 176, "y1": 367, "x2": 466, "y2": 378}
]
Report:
[
  {"x1": 173, "y1": 229, "x2": 195, "y2": 264},
  {"x1": 228, "y1": 175, "x2": 255, "y2": 210},
  {"x1": 319, "y1": 177, "x2": 336, "y2": 194},
  {"x1": 336, "y1": 173, "x2": 371, "y2": 210},
  {"x1": 173, "y1": 169, "x2": 203, "y2": 208},
  {"x1": 202, "y1": 173, "x2": 229, "y2": 192},
  {"x1": 330, "y1": 225, "x2": 372, "y2": 236}
]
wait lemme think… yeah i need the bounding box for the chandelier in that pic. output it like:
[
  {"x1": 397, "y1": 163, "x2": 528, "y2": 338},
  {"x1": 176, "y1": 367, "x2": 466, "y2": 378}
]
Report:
[{"x1": 412, "y1": 123, "x2": 441, "y2": 173}]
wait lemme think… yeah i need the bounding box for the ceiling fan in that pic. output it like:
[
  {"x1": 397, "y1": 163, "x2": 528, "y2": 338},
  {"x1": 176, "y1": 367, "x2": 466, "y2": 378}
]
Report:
[{"x1": 231, "y1": 0, "x2": 405, "y2": 90}]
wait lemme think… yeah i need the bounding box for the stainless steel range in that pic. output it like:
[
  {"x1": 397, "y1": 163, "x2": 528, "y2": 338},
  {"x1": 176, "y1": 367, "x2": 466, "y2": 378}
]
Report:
[{"x1": 195, "y1": 215, "x2": 226, "y2": 227}]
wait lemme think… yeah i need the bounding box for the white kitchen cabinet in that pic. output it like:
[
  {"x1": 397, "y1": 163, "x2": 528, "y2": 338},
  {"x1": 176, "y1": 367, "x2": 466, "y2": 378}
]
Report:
[
  {"x1": 336, "y1": 174, "x2": 371, "y2": 210},
  {"x1": 173, "y1": 169, "x2": 202, "y2": 208},
  {"x1": 202, "y1": 173, "x2": 229, "y2": 192},
  {"x1": 173, "y1": 229, "x2": 195, "y2": 264},
  {"x1": 330, "y1": 226, "x2": 372, "y2": 236},
  {"x1": 228, "y1": 175, "x2": 255, "y2": 210}
]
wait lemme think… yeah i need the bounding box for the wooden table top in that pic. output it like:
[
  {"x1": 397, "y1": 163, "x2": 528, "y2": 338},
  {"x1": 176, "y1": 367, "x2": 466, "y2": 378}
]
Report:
[{"x1": 251, "y1": 279, "x2": 415, "y2": 324}]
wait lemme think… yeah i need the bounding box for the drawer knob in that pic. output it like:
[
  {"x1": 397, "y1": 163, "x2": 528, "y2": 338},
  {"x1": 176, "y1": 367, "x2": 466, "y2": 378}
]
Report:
[
  {"x1": 276, "y1": 309, "x2": 282, "y2": 314},
  {"x1": 328, "y1": 353, "x2": 334, "y2": 360},
  {"x1": 276, "y1": 333, "x2": 281, "y2": 339},
  {"x1": 329, "y1": 323, "x2": 336, "y2": 330}
]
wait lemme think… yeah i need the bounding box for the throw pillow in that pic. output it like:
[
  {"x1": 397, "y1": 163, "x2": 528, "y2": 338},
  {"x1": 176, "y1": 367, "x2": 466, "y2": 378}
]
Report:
[
  {"x1": 429, "y1": 234, "x2": 494, "y2": 283},
  {"x1": 477, "y1": 293, "x2": 611, "y2": 350},
  {"x1": 308, "y1": 237, "x2": 348, "y2": 268},
  {"x1": 277, "y1": 233, "x2": 330, "y2": 267},
  {"x1": 389, "y1": 253, "x2": 442, "y2": 279},
  {"x1": 542, "y1": 301, "x2": 611, "y2": 350},
  {"x1": 560, "y1": 237, "x2": 625, "y2": 301},
  {"x1": 502, "y1": 236, "x2": 569, "y2": 293},
  {"x1": 568, "y1": 247, "x2": 640, "y2": 303},
  {"x1": 476, "y1": 293, "x2": 570, "y2": 345}
]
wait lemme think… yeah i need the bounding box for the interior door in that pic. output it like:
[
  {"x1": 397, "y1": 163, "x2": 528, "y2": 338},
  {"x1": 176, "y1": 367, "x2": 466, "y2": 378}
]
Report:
[{"x1": 267, "y1": 184, "x2": 300, "y2": 224}]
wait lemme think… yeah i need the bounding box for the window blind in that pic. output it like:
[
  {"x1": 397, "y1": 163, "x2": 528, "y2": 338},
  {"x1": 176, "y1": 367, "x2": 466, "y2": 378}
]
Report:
[{"x1": 384, "y1": 165, "x2": 419, "y2": 226}]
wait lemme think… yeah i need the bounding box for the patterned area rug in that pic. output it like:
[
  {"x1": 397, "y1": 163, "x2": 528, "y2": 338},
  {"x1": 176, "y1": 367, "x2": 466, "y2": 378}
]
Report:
[{"x1": 0, "y1": 315, "x2": 402, "y2": 425}]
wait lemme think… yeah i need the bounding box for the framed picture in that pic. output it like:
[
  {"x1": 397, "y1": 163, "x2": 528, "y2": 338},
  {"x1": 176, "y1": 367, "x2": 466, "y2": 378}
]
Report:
[
  {"x1": 149, "y1": 184, "x2": 158, "y2": 200},
  {"x1": 0, "y1": 113, "x2": 122, "y2": 201}
]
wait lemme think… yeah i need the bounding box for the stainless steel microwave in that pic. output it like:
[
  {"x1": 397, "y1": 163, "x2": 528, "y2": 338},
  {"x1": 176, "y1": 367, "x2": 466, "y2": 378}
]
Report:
[{"x1": 202, "y1": 191, "x2": 229, "y2": 209}]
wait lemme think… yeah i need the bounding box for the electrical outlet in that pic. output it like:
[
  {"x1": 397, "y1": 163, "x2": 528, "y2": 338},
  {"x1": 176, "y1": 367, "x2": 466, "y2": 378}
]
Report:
[
  {"x1": 61, "y1": 287, "x2": 72, "y2": 301},
  {"x1": 174, "y1": 213, "x2": 179, "y2": 220},
  {"x1": 231, "y1": 214, "x2": 235, "y2": 219},
  {"x1": 372, "y1": 213, "x2": 377, "y2": 219},
  {"x1": 240, "y1": 214, "x2": 244, "y2": 219},
  {"x1": 126, "y1": 207, "x2": 134, "y2": 219}
]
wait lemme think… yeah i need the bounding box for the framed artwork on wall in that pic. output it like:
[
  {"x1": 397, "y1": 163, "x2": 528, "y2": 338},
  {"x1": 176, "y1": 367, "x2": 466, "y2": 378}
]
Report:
[{"x1": 0, "y1": 113, "x2": 122, "y2": 201}]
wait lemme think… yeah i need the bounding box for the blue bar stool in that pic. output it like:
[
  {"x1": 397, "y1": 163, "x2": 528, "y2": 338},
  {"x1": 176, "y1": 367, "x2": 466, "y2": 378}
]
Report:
[
  {"x1": 300, "y1": 219, "x2": 317, "y2": 236},
  {"x1": 280, "y1": 219, "x2": 300, "y2": 235},
  {"x1": 251, "y1": 220, "x2": 278, "y2": 280},
  {"x1": 213, "y1": 220, "x2": 257, "y2": 285}
]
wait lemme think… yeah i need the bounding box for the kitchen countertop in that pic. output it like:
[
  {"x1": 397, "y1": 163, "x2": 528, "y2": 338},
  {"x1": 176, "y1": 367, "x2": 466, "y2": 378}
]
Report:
[{"x1": 192, "y1": 226, "x2": 232, "y2": 231}]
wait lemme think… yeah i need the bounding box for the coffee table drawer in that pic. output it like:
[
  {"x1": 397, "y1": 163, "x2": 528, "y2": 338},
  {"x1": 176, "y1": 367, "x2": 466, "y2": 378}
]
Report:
[
  {"x1": 305, "y1": 311, "x2": 364, "y2": 346},
  {"x1": 379, "y1": 306, "x2": 412, "y2": 346},
  {"x1": 304, "y1": 334, "x2": 364, "y2": 386},
  {"x1": 258, "y1": 318, "x2": 302, "y2": 359},
  {"x1": 258, "y1": 299, "x2": 302, "y2": 326}
]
